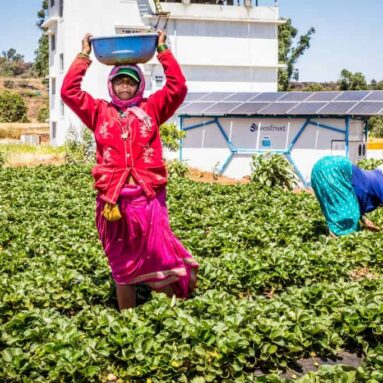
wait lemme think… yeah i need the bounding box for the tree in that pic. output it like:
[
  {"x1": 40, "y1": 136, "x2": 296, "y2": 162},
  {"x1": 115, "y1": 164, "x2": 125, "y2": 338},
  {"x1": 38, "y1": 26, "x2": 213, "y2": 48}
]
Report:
[
  {"x1": 1, "y1": 48, "x2": 24, "y2": 62},
  {"x1": 368, "y1": 116, "x2": 383, "y2": 138},
  {"x1": 0, "y1": 48, "x2": 30, "y2": 77},
  {"x1": 302, "y1": 83, "x2": 324, "y2": 92},
  {"x1": 370, "y1": 79, "x2": 383, "y2": 90},
  {"x1": 337, "y1": 69, "x2": 368, "y2": 91},
  {"x1": 278, "y1": 19, "x2": 315, "y2": 91},
  {"x1": 367, "y1": 78, "x2": 383, "y2": 137},
  {"x1": 33, "y1": 0, "x2": 49, "y2": 77},
  {"x1": 37, "y1": 0, "x2": 48, "y2": 28},
  {"x1": 33, "y1": 35, "x2": 49, "y2": 78},
  {"x1": 160, "y1": 123, "x2": 186, "y2": 152}
]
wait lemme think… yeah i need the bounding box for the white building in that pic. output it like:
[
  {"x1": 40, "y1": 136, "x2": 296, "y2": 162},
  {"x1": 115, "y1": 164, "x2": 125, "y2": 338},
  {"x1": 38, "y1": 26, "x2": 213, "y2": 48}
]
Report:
[
  {"x1": 176, "y1": 90, "x2": 383, "y2": 184},
  {"x1": 43, "y1": 0, "x2": 283, "y2": 145}
]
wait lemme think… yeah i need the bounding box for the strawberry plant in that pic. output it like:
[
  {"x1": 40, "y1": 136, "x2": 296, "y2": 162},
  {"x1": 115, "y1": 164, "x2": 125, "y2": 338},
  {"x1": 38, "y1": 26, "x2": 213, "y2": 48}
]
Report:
[
  {"x1": 1, "y1": 164, "x2": 383, "y2": 381},
  {"x1": 357, "y1": 158, "x2": 383, "y2": 170}
]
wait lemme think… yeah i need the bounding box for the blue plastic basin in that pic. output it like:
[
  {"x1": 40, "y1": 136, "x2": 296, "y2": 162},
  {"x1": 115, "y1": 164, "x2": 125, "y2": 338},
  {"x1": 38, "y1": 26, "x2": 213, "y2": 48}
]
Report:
[{"x1": 90, "y1": 33, "x2": 158, "y2": 65}]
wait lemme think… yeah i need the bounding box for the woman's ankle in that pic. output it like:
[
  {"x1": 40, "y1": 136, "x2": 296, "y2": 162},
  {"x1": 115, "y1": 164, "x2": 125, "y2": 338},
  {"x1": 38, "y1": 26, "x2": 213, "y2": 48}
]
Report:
[{"x1": 116, "y1": 284, "x2": 136, "y2": 310}]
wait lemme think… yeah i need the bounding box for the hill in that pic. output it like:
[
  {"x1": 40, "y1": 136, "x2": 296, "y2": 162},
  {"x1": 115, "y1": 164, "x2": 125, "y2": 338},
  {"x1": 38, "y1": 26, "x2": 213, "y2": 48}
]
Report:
[{"x1": 0, "y1": 76, "x2": 48, "y2": 122}]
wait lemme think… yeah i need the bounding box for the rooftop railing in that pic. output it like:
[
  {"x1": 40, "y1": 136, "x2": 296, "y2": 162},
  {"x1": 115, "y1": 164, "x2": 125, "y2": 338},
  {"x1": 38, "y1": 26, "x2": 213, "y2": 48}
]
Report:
[{"x1": 159, "y1": 0, "x2": 278, "y2": 6}]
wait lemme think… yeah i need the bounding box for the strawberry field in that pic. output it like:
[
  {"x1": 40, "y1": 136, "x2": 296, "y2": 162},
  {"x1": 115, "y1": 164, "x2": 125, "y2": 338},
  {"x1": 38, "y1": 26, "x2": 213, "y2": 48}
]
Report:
[{"x1": 1, "y1": 164, "x2": 383, "y2": 382}]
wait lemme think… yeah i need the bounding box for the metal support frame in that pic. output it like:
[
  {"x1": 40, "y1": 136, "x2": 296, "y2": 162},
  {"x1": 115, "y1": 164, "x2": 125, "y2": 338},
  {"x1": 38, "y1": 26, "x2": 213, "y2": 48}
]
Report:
[
  {"x1": 345, "y1": 116, "x2": 350, "y2": 157},
  {"x1": 179, "y1": 115, "x2": 351, "y2": 187}
]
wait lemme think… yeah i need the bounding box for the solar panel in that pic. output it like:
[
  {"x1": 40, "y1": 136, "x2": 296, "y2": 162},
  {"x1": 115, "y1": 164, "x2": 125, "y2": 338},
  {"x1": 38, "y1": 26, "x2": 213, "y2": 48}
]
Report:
[
  {"x1": 260, "y1": 103, "x2": 299, "y2": 114},
  {"x1": 308, "y1": 92, "x2": 341, "y2": 101},
  {"x1": 178, "y1": 102, "x2": 216, "y2": 115},
  {"x1": 336, "y1": 91, "x2": 370, "y2": 101},
  {"x1": 348, "y1": 102, "x2": 383, "y2": 115},
  {"x1": 177, "y1": 102, "x2": 190, "y2": 112},
  {"x1": 184, "y1": 93, "x2": 209, "y2": 102},
  {"x1": 201, "y1": 92, "x2": 234, "y2": 101},
  {"x1": 178, "y1": 92, "x2": 383, "y2": 116},
  {"x1": 318, "y1": 102, "x2": 356, "y2": 114},
  {"x1": 202, "y1": 102, "x2": 242, "y2": 115},
  {"x1": 252, "y1": 92, "x2": 286, "y2": 101},
  {"x1": 279, "y1": 92, "x2": 313, "y2": 102},
  {"x1": 288, "y1": 102, "x2": 328, "y2": 115},
  {"x1": 230, "y1": 102, "x2": 270, "y2": 114},
  {"x1": 224, "y1": 92, "x2": 259, "y2": 102},
  {"x1": 365, "y1": 91, "x2": 383, "y2": 101}
]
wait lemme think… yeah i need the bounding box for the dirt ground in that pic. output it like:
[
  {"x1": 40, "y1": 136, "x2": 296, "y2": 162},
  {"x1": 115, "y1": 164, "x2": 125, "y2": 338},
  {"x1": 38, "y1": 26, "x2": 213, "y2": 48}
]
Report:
[
  {"x1": 0, "y1": 122, "x2": 62, "y2": 167},
  {"x1": 0, "y1": 122, "x2": 49, "y2": 140},
  {"x1": 187, "y1": 167, "x2": 250, "y2": 185}
]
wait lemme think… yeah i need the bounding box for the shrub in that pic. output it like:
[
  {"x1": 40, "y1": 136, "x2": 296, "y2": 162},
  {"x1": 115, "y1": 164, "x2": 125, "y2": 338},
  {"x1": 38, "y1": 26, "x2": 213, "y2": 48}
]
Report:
[
  {"x1": 0, "y1": 150, "x2": 6, "y2": 168},
  {"x1": 37, "y1": 104, "x2": 49, "y2": 123},
  {"x1": 0, "y1": 60, "x2": 29, "y2": 77},
  {"x1": 166, "y1": 159, "x2": 189, "y2": 178},
  {"x1": 3, "y1": 79, "x2": 14, "y2": 89},
  {"x1": 17, "y1": 80, "x2": 37, "y2": 90},
  {"x1": 19, "y1": 90, "x2": 40, "y2": 98},
  {"x1": 250, "y1": 153, "x2": 299, "y2": 190},
  {"x1": 160, "y1": 122, "x2": 185, "y2": 152},
  {"x1": 0, "y1": 90, "x2": 28, "y2": 122},
  {"x1": 64, "y1": 125, "x2": 95, "y2": 164}
]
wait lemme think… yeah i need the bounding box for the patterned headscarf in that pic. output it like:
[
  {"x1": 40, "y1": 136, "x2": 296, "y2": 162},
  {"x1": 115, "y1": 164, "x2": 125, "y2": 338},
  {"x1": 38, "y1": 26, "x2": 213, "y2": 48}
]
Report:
[{"x1": 107, "y1": 64, "x2": 145, "y2": 109}]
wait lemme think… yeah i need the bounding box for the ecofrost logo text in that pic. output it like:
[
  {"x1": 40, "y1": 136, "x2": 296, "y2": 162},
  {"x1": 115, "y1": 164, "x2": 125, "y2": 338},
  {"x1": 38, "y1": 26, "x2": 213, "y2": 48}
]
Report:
[{"x1": 249, "y1": 123, "x2": 287, "y2": 132}]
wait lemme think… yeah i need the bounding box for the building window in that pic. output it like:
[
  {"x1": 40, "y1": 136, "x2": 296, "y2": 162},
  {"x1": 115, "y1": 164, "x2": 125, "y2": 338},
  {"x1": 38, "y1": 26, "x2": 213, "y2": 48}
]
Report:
[
  {"x1": 52, "y1": 122, "x2": 57, "y2": 139},
  {"x1": 60, "y1": 101, "x2": 65, "y2": 117},
  {"x1": 59, "y1": 0, "x2": 63, "y2": 17},
  {"x1": 155, "y1": 75, "x2": 163, "y2": 87},
  {"x1": 51, "y1": 35, "x2": 56, "y2": 51},
  {"x1": 51, "y1": 78, "x2": 56, "y2": 95},
  {"x1": 50, "y1": 0, "x2": 54, "y2": 7},
  {"x1": 115, "y1": 27, "x2": 151, "y2": 35},
  {"x1": 59, "y1": 53, "x2": 64, "y2": 72}
]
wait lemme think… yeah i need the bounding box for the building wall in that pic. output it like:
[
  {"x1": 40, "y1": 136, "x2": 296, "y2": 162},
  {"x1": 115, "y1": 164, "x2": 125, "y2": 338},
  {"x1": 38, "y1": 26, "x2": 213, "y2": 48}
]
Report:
[
  {"x1": 179, "y1": 116, "x2": 366, "y2": 184},
  {"x1": 47, "y1": 0, "x2": 146, "y2": 145},
  {"x1": 45, "y1": 0, "x2": 281, "y2": 145}
]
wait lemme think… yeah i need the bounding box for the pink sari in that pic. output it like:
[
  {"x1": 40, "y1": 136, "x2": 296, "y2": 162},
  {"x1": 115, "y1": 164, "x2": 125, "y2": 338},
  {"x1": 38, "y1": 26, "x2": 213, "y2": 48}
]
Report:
[{"x1": 96, "y1": 185, "x2": 198, "y2": 298}]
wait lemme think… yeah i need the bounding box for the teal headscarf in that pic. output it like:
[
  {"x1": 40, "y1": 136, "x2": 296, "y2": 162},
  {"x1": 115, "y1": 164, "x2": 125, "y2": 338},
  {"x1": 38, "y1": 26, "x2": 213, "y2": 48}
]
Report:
[{"x1": 311, "y1": 156, "x2": 361, "y2": 236}]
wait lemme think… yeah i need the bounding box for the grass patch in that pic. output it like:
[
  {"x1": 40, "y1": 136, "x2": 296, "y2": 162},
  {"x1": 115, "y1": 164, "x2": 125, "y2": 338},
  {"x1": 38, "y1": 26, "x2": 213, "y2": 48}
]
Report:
[
  {"x1": 0, "y1": 143, "x2": 65, "y2": 155},
  {"x1": 0, "y1": 143, "x2": 65, "y2": 166}
]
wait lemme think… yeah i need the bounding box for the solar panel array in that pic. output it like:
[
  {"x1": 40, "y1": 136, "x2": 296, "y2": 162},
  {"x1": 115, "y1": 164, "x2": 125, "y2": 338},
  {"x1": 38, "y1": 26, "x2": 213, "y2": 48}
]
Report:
[{"x1": 177, "y1": 91, "x2": 383, "y2": 117}]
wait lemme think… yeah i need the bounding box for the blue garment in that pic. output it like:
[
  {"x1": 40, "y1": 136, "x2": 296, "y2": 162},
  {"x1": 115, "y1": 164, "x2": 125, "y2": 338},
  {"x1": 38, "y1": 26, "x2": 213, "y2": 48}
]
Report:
[{"x1": 351, "y1": 165, "x2": 383, "y2": 215}]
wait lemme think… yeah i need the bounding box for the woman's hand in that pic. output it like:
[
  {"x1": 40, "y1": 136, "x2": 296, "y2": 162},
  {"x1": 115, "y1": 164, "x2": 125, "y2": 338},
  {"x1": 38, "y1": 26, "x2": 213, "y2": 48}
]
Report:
[
  {"x1": 329, "y1": 230, "x2": 337, "y2": 238},
  {"x1": 81, "y1": 33, "x2": 93, "y2": 55},
  {"x1": 362, "y1": 216, "x2": 380, "y2": 232},
  {"x1": 157, "y1": 30, "x2": 167, "y2": 46}
]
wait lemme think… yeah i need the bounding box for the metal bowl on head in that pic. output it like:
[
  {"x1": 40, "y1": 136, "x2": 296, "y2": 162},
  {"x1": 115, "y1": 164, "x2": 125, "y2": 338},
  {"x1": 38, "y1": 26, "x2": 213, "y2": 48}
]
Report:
[{"x1": 90, "y1": 33, "x2": 158, "y2": 65}]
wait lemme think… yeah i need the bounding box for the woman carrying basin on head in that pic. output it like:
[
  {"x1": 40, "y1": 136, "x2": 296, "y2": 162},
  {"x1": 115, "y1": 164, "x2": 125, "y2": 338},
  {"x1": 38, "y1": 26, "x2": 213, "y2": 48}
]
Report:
[{"x1": 61, "y1": 30, "x2": 199, "y2": 310}]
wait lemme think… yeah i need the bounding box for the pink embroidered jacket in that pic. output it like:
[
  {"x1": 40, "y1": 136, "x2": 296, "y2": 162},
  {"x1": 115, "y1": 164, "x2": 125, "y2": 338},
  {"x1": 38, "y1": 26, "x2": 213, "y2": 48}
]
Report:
[{"x1": 61, "y1": 50, "x2": 187, "y2": 204}]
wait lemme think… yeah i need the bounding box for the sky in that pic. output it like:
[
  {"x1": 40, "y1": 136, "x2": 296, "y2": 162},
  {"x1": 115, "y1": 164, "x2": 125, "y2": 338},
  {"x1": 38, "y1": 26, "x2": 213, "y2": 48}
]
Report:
[
  {"x1": 0, "y1": 0, "x2": 382, "y2": 83},
  {"x1": 0, "y1": 0, "x2": 42, "y2": 62},
  {"x1": 279, "y1": 0, "x2": 383, "y2": 82}
]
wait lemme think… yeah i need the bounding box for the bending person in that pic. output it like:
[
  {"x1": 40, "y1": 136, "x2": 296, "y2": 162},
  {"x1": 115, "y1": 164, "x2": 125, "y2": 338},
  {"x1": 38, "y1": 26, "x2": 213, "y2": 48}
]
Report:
[{"x1": 311, "y1": 155, "x2": 382, "y2": 237}]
